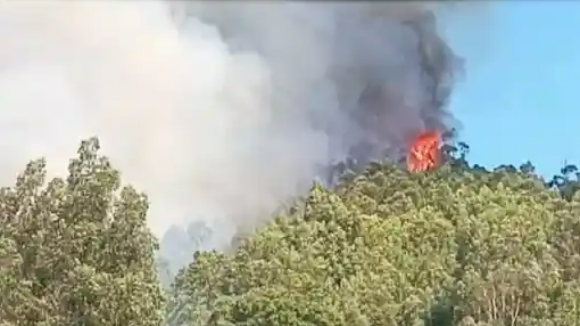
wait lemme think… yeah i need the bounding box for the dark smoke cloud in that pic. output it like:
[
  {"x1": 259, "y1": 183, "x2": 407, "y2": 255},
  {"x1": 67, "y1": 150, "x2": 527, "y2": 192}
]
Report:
[
  {"x1": 0, "y1": 1, "x2": 472, "y2": 253},
  {"x1": 178, "y1": 2, "x2": 463, "y2": 168}
]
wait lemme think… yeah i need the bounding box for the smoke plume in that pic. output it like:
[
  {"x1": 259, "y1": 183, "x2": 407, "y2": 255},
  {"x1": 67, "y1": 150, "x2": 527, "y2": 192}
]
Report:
[{"x1": 0, "y1": 1, "x2": 465, "y2": 249}]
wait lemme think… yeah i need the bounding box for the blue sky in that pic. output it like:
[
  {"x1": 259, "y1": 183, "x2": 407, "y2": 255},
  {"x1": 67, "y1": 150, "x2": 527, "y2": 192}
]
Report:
[{"x1": 443, "y1": 2, "x2": 580, "y2": 177}]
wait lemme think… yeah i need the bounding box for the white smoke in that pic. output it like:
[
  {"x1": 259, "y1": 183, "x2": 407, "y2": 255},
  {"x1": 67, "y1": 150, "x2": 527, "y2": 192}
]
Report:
[
  {"x1": 0, "y1": 1, "x2": 478, "y2": 252},
  {"x1": 0, "y1": 1, "x2": 334, "y2": 244}
]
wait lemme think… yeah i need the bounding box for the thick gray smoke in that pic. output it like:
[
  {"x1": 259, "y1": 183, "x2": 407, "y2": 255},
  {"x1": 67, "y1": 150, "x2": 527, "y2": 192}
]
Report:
[{"x1": 0, "y1": 1, "x2": 465, "y2": 251}]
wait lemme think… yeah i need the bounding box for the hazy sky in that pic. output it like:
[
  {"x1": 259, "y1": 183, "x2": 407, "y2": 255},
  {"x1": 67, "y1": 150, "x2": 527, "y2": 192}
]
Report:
[
  {"x1": 446, "y1": 1, "x2": 580, "y2": 177},
  {"x1": 0, "y1": 2, "x2": 576, "y2": 238}
]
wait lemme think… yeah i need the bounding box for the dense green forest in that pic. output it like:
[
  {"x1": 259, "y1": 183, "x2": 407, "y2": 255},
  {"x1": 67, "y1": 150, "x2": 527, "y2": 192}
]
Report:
[{"x1": 3, "y1": 137, "x2": 580, "y2": 326}]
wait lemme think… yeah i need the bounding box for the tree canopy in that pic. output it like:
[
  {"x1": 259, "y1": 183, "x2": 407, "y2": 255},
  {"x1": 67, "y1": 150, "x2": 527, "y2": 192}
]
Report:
[
  {"x1": 4, "y1": 138, "x2": 580, "y2": 326},
  {"x1": 0, "y1": 138, "x2": 164, "y2": 326},
  {"x1": 174, "y1": 157, "x2": 580, "y2": 326}
]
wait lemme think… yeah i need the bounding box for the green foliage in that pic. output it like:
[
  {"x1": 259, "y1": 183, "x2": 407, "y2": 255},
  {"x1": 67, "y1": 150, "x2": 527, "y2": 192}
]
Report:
[
  {"x1": 175, "y1": 160, "x2": 580, "y2": 326},
  {"x1": 4, "y1": 135, "x2": 580, "y2": 326},
  {"x1": 0, "y1": 138, "x2": 164, "y2": 326}
]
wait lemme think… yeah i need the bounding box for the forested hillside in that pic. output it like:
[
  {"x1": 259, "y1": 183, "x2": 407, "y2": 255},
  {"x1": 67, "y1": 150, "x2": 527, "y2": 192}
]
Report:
[{"x1": 3, "y1": 138, "x2": 580, "y2": 326}]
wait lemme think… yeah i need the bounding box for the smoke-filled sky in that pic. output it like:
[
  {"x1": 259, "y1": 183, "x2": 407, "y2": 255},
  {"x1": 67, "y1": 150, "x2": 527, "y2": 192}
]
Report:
[
  {"x1": 0, "y1": 1, "x2": 473, "y2": 242},
  {"x1": 448, "y1": 1, "x2": 580, "y2": 177},
  {"x1": 1, "y1": 1, "x2": 576, "y2": 246}
]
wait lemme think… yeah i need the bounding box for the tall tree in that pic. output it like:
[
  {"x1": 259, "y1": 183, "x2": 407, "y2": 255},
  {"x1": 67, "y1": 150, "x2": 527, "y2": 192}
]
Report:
[{"x1": 0, "y1": 138, "x2": 164, "y2": 326}]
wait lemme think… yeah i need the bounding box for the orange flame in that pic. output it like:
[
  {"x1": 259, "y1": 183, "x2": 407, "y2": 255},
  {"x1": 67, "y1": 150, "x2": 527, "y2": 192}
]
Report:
[{"x1": 406, "y1": 131, "x2": 440, "y2": 172}]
